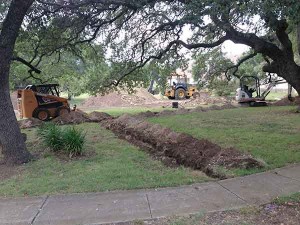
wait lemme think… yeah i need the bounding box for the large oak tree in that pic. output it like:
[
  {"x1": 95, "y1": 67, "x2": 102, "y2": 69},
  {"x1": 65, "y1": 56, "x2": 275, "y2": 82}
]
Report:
[{"x1": 1, "y1": 0, "x2": 300, "y2": 164}]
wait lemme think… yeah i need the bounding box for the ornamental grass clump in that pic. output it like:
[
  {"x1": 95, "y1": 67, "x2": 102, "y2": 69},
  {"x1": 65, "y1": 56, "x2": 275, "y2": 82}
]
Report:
[
  {"x1": 61, "y1": 126, "x2": 86, "y2": 158},
  {"x1": 38, "y1": 123, "x2": 63, "y2": 152},
  {"x1": 38, "y1": 123, "x2": 86, "y2": 157}
]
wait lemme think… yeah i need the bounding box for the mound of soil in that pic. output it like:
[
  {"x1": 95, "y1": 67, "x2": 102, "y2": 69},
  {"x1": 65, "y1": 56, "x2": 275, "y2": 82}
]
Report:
[
  {"x1": 272, "y1": 96, "x2": 300, "y2": 106},
  {"x1": 183, "y1": 96, "x2": 234, "y2": 107},
  {"x1": 52, "y1": 110, "x2": 113, "y2": 125},
  {"x1": 135, "y1": 104, "x2": 237, "y2": 119},
  {"x1": 102, "y1": 114, "x2": 264, "y2": 178},
  {"x1": 88, "y1": 111, "x2": 113, "y2": 122},
  {"x1": 19, "y1": 118, "x2": 44, "y2": 129},
  {"x1": 52, "y1": 111, "x2": 91, "y2": 125},
  {"x1": 19, "y1": 110, "x2": 113, "y2": 128},
  {"x1": 80, "y1": 88, "x2": 159, "y2": 108}
]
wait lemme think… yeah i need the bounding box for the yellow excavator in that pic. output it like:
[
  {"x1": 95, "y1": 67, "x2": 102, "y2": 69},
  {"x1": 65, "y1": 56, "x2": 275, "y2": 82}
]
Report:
[{"x1": 17, "y1": 84, "x2": 70, "y2": 121}]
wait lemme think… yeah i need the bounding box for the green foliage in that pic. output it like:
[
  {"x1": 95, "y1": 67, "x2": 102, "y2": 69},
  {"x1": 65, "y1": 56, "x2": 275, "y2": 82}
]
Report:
[
  {"x1": 38, "y1": 123, "x2": 86, "y2": 157},
  {"x1": 8, "y1": 0, "x2": 300, "y2": 94},
  {"x1": 210, "y1": 80, "x2": 237, "y2": 96},
  {"x1": 192, "y1": 47, "x2": 232, "y2": 83},
  {"x1": 61, "y1": 126, "x2": 86, "y2": 157},
  {"x1": 238, "y1": 53, "x2": 265, "y2": 79},
  {"x1": 38, "y1": 123, "x2": 62, "y2": 152},
  {"x1": 192, "y1": 47, "x2": 237, "y2": 95},
  {"x1": 274, "y1": 192, "x2": 300, "y2": 205}
]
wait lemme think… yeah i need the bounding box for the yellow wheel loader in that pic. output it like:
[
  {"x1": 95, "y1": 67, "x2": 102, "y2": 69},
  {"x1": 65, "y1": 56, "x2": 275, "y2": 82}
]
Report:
[
  {"x1": 164, "y1": 73, "x2": 199, "y2": 100},
  {"x1": 17, "y1": 84, "x2": 70, "y2": 121}
]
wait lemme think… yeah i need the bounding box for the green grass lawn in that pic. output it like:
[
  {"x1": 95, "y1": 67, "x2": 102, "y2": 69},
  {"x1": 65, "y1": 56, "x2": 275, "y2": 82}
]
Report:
[
  {"x1": 88, "y1": 107, "x2": 170, "y2": 116},
  {"x1": 148, "y1": 106, "x2": 300, "y2": 176},
  {"x1": 265, "y1": 91, "x2": 288, "y2": 100},
  {"x1": 0, "y1": 123, "x2": 209, "y2": 197},
  {"x1": 274, "y1": 192, "x2": 300, "y2": 204}
]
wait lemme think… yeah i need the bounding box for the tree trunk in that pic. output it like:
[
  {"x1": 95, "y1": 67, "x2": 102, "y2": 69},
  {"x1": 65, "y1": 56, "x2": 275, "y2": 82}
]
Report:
[
  {"x1": 278, "y1": 61, "x2": 300, "y2": 96},
  {"x1": 0, "y1": 77, "x2": 32, "y2": 164},
  {"x1": 264, "y1": 59, "x2": 300, "y2": 96},
  {"x1": 0, "y1": 0, "x2": 34, "y2": 164}
]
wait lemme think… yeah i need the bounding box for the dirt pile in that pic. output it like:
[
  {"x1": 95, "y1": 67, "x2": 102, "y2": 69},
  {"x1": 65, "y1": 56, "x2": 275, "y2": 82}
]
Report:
[
  {"x1": 102, "y1": 114, "x2": 264, "y2": 178},
  {"x1": 135, "y1": 103, "x2": 237, "y2": 119},
  {"x1": 272, "y1": 96, "x2": 300, "y2": 106},
  {"x1": 88, "y1": 111, "x2": 113, "y2": 122},
  {"x1": 53, "y1": 110, "x2": 113, "y2": 125},
  {"x1": 80, "y1": 88, "x2": 160, "y2": 108},
  {"x1": 52, "y1": 111, "x2": 91, "y2": 125},
  {"x1": 19, "y1": 111, "x2": 113, "y2": 128},
  {"x1": 183, "y1": 96, "x2": 235, "y2": 107}
]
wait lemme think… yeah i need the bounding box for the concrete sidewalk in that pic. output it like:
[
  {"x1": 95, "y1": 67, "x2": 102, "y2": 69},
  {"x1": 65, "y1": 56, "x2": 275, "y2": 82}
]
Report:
[{"x1": 1, "y1": 164, "x2": 300, "y2": 225}]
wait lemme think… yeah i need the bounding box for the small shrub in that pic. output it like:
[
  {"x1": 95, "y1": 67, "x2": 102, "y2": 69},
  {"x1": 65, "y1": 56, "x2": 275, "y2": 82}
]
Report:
[
  {"x1": 38, "y1": 123, "x2": 86, "y2": 157},
  {"x1": 38, "y1": 123, "x2": 63, "y2": 152},
  {"x1": 62, "y1": 126, "x2": 86, "y2": 158}
]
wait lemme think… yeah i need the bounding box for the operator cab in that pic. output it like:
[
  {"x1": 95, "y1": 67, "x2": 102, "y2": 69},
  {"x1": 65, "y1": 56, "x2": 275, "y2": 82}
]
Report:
[
  {"x1": 25, "y1": 84, "x2": 61, "y2": 97},
  {"x1": 236, "y1": 76, "x2": 267, "y2": 106}
]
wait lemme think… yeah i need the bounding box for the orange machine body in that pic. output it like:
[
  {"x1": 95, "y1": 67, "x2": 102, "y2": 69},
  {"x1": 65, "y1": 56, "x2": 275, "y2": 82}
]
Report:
[{"x1": 17, "y1": 84, "x2": 70, "y2": 121}]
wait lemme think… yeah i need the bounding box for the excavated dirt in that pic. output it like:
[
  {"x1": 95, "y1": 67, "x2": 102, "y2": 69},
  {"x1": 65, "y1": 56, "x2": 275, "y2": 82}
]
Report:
[
  {"x1": 80, "y1": 88, "x2": 160, "y2": 108},
  {"x1": 19, "y1": 111, "x2": 113, "y2": 128},
  {"x1": 52, "y1": 110, "x2": 113, "y2": 125},
  {"x1": 182, "y1": 96, "x2": 235, "y2": 107},
  {"x1": 88, "y1": 111, "x2": 113, "y2": 122},
  {"x1": 52, "y1": 111, "x2": 91, "y2": 125},
  {"x1": 102, "y1": 114, "x2": 264, "y2": 178},
  {"x1": 135, "y1": 104, "x2": 238, "y2": 120},
  {"x1": 272, "y1": 96, "x2": 300, "y2": 106}
]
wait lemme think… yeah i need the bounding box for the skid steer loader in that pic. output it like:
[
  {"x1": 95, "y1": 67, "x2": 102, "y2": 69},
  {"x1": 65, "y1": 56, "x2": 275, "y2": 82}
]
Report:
[{"x1": 17, "y1": 84, "x2": 70, "y2": 121}]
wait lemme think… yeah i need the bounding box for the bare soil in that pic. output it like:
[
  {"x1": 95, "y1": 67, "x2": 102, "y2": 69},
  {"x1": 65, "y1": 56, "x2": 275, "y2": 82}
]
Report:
[
  {"x1": 136, "y1": 203, "x2": 300, "y2": 225},
  {"x1": 135, "y1": 103, "x2": 238, "y2": 120},
  {"x1": 101, "y1": 114, "x2": 264, "y2": 178},
  {"x1": 80, "y1": 88, "x2": 164, "y2": 108},
  {"x1": 273, "y1": 96, "x2": 300, "y2": 106},
  {"x1": 0, "y1": 162, "x2": 23, "y2": 181},
  {"x1": 19, "y1": 111, "x2": 113, "y2": 128},
  {"x1": 182, "y1": 96, "x2": 235, "y2": 107}
]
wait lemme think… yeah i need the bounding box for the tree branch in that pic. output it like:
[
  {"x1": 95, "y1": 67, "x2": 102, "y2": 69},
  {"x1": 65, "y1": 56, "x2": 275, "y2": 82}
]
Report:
[
  {"x1": 23, "y1": 70, "x2": 44, "y2": 83},
  {"x1": 274, "y1": 19, "x2": 293, "y2": 59},
  {"x1": 225, "y1": 52, "x2": 258, "y2": 79},
  {"x1": 11, "y1": 56, "x2": 41, "y2": 74},
  {"x1": 212, "y1": 16, "x2": 283, "y2": 61},
  {"x1": 176, "y1": 36, "x2": 229, "y2": 49},
  {"x1": 107, "y1": 36, "x2": 229, "y2": 87}
]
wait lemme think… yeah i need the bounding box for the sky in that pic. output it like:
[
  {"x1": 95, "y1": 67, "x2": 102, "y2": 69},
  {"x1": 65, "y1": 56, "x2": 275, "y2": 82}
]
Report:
[{"x1": 222, "y1": 40, "x2": 250, "y2": 61}]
